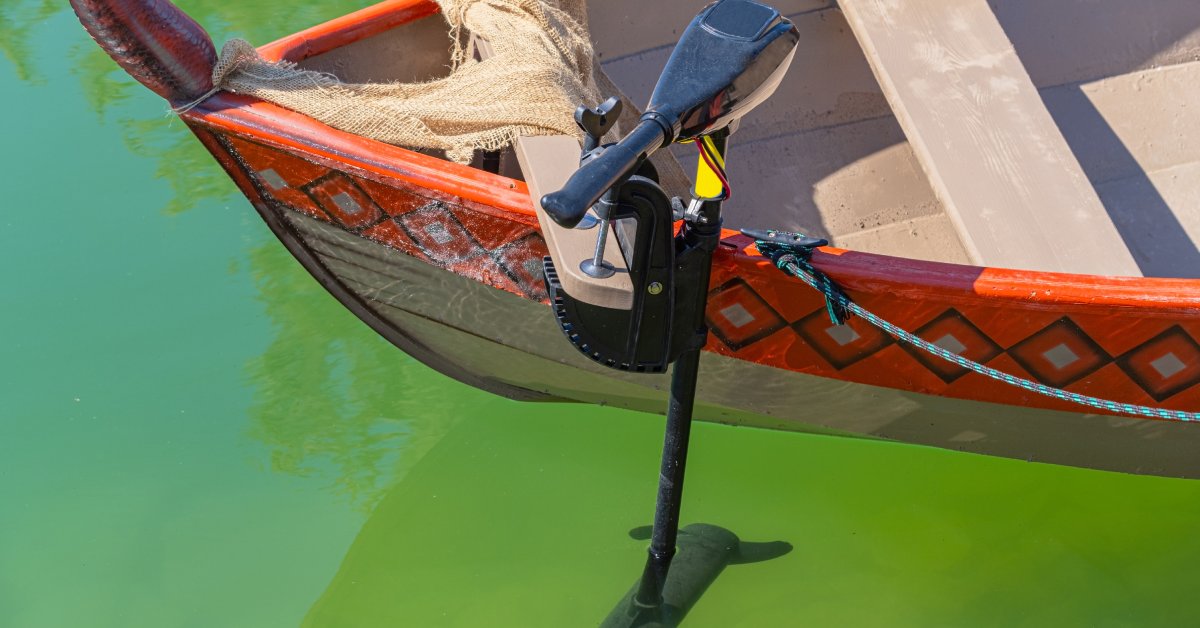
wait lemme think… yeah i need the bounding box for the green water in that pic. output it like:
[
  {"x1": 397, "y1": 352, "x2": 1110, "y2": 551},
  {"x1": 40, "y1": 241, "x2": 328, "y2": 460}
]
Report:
[{"x1": 4, "y1": 2, "x2": 1200, "y2": 626}]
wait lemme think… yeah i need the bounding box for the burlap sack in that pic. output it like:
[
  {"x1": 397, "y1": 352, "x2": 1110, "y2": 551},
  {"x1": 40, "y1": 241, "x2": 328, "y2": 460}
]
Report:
[{"x1": 211, "y1": 0, "x2": 600, "y2": 163}]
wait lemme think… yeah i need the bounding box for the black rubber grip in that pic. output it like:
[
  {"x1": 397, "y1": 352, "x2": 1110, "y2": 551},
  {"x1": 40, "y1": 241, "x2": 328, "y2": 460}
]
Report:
[{"x1": 541, "y1": 120, "x2": 668, "y2": 229}]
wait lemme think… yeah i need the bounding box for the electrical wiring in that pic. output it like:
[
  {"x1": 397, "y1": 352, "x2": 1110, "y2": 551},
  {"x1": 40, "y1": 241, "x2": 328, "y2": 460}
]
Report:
[{"x1": 695, "y1": 136, "x2": 731, "y2": 198}]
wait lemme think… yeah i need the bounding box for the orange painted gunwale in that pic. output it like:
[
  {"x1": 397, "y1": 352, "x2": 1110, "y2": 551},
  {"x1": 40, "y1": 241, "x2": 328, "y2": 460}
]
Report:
[
  {"x1": 187, "y1": 93, "x2": 538, "y2": 226},
  {"x1": 184, "y1": 94, "x2": 1200, "y2": 315},
  {"x1": 257, "y1": 0, "x2": 441, "y2": 64},
  {"x1": 180, "y1": 0, "x2": 1200, "y2": 417},
  {"x1": 206, "y1": 0, "x2": 1200, "y2": 312}
]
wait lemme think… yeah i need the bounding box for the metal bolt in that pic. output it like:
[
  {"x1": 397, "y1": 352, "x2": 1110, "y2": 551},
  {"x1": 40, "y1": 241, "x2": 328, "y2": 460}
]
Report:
[
  {"x1": 580, "y1": 206, "x2": 615, "y2": 278},
  {"x1": 647, "y1": 282, "x2": 663, "y2": 295}
]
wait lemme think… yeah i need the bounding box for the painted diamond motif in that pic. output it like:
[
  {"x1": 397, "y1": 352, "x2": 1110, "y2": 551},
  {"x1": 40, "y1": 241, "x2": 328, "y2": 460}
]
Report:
[
  {"x1": 1042, "y1": 343, "x2": 1080, "y2": 371},
  {"x1": 223, "y1": 136, "x2": 330, "y2": 221},
  {"x1": 522, "y1": 257, "x2": 543, "y2": 280},
  {"x1": 1116, "y1": 326, "x2": 1200, "y2": 401},
  {"x1": 934, "y1": 334, "x2": 967, "y2": 355},
  {"x1": 705, "y1": 279, "x2": 787, "y2": 351},
  {"x1": 825, "y1": 325, "x2": 860, "y2": 347},
  {"x1": 331, "y1": 191, "x2": 363, "y2": 215},
  {"x1": 398, "y1": 202, "x2": 484, "y2": 264},
  {"x1": 424, "y1": 222, "x2": 454, "y2": 245},
  {"x1": 303, "y1": 172, "x2": 383, "y2": 230},
  {"x1": 720, "y1": 304, "x2": 756, "y2": 329},
  {"x1": 491, "y1": 233, "x2": 550, "y2": 301},
  {"x1": 258, "y1": 168, "x2": 288, "y2": 190},
  {"x1": 899, "y1": 309, "x2": 1003, "y2": 383},
  {"x1": 1151, "y1": 353, "x2": 1186, "y2": 379},
  {"x1": 1008, "y1": 317, "x2": 1110, "y2": 388},
  {"x1": 794, "y1": 309, "x2": 892, "y2": 370}
]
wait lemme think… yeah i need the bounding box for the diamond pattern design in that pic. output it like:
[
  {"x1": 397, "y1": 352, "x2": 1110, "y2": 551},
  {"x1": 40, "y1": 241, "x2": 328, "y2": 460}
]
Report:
[
  {"x1": 220, "y1": 130, "x2": 1200, "y2": 407},
  {"x1": 719, "y1": 303, "x2": 756, "y2": 328},
  {"x1": 705, "y1": 279, "x2": 787, "y2": 351},
  {"x1": 934, "y1": 334, "x2": 967, "y2": 355},
  {"x1": 899, "y1": 309, "x2": 1003, "y2": 382},
  {"x1": 491, "y1": 234, "x2": 550, "y2": 301},
  {"x1": 1042, "y1": 343, "x2": 1080, "y2": 370},
  {"x1": 451, "y1": 206, "x2": 536, "y2": 250},
  {"x1": 1152, "y1": 353, "x2": 1187, "y2": 379},
  {"x1": 396, "y1": 202, "x2": 484, "y2": 264},
  {"x1": 1116, "y1": 326, "x2": 1200, "y2": 401},
  {"x1": 824, "y1": 324, "x2": 860, "y2": 346},
  {"x1": 303, "y1": 172, "x2": 383, "y2": 230},
  {"x1": 257, "y1": 168, "x2": 288, "y2": 190},
  {"x1": 1008, "y1": 317, "x2": 1111, "y2": 388},
  {"x1": 361, "y1": 220, "x2": 429, "y2": 260},
  {"x1": 229, "y1": 137, "x2": 329, "y2": 221},
  {"x1": 222, "y1": 137, "x2": 550, "y2": 301},
  {"x1": 793, "y1": 310, "x2": 893, "y2": 370}
]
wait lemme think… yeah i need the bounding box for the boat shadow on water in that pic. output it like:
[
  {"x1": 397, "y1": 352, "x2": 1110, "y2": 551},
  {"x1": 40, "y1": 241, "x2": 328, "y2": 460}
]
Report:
[{"x1": 601, "y1": 524, "x2": 792, "y2": 628}]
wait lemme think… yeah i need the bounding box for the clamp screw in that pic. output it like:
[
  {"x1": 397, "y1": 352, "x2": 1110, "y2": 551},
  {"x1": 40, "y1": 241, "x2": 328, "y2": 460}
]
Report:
[{"x1": 647, "y1": 282, "x2": 664, "y2": 295}]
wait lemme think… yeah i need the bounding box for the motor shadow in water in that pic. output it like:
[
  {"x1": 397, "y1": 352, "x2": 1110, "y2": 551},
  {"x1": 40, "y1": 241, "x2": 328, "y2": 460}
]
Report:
[{"x1": 602, "y1": 524, "x2": 792, "y2": 628}]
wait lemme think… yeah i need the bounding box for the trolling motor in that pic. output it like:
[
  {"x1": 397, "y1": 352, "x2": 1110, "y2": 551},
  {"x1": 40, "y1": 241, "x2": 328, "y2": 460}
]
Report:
[
  {"x1": 541, "y1": 0, "x2": 798, "y2": 373},
  {"x1": 537, "y1": 0, "x2": 800, "y2": 623}
]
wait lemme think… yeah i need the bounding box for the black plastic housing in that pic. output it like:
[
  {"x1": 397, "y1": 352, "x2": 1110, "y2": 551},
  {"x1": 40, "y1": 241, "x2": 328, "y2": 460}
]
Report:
[
  {"x1": 540, "y1": 0, "x2": 799, "y2": 229},
  {"x1": 543, "y1": 175, "x2": 724, "y2": 372},
  {"x1": 648, "y1": 0, "x2": 798, "y2": 141},
  {"x1": 543, "y1": 176, "x2": 679, "y2": 372}
]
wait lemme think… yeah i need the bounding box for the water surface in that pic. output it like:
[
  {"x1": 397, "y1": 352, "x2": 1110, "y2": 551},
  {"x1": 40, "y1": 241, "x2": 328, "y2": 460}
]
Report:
[{"x1": 4, "y1": 2, "x2": 1200, "y2": 626}]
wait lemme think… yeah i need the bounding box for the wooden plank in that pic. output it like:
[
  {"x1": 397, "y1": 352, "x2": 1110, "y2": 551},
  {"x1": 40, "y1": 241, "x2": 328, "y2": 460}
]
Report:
[
  {"x1": 514, "y1": 135, "x2": 635, "y2": 309},
  {"x1": 839, "y1": 0, "x2": 1142, "y2": 276},
  {"x1": 472, "y1": 32, "x2": 654, "y2": 310}
]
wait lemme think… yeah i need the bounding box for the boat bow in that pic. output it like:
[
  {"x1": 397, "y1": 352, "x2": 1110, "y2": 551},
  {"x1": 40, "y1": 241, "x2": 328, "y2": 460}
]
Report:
[{"x1": 70, "y1": 0, "x2": 216, "y2": 105}]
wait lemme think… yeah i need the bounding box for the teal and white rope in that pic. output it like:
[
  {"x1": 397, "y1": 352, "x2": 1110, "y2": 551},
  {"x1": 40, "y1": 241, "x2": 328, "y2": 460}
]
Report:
[{"x1": 767, "y1": 250, "x2": 1199, "y2": 423}]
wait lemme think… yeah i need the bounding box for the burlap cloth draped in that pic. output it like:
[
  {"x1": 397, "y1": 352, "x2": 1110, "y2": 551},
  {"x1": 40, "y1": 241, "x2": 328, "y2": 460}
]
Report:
[{"x1": 211, "y1": 0, "x2": 601, "y2": 164}]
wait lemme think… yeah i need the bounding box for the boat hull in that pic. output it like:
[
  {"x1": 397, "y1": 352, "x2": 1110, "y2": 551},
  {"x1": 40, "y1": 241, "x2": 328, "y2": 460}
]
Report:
[
  {"x1": 199, "y1": 120, "x2": 1200, "y2": 477},
  {"x1": 69, "y1": 0, "x2": 1200, "y2": 478},
  {"x1": 270, "y1": 194, "x2": 1200, "y2": 478}
]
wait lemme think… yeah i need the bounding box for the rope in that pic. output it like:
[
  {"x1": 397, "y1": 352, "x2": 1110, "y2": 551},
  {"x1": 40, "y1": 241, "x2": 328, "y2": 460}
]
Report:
[
  {"x1": 169, "y1": 86, "x2": 221, "y2": 114},
  {"x1": 754, "y1": 235, "x2": 1200, "y2": 423},
  {"x1": 202, "y1": 1, "x2": 602, "y2": 164}
]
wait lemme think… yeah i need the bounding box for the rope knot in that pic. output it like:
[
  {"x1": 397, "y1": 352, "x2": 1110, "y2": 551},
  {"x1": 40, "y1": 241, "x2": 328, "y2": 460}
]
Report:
[{"x1": 742, "y1": 229, "x2": 848, "y2": 325}]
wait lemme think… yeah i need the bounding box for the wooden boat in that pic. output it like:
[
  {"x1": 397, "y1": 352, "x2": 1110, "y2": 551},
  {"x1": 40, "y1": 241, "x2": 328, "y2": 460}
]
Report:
[{"x1": 71, "y1": 0, "x2": 1200, "y2": 477}]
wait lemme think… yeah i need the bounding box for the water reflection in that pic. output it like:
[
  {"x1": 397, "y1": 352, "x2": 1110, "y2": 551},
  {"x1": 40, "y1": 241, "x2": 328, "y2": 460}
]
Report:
[
  {"x1": 0, "y1": 0, "x2": 60, "y2": 84},
  {"x1": 244, "y1": 241, "x2": 461, "y2": 510},
  {"x1": 69, "y1": 43, "x2": 223, "y2": 215},
  {"x1": 12, "y1": 0, "x2": 449, "y2": 509},
  {"x1": 36, "y1": 1, "x2": 1200, "y2": 625},
  {"x1": 3, "y1": 0, "x2": 377, "y2": 215}
]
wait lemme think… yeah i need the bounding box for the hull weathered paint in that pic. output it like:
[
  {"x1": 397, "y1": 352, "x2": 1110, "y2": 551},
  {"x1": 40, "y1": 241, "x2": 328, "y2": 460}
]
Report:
[
  {"x1": 71, "y1": 0, "x2": 1200, "y2": 477},
  {"x1": 269, "y1": 194, "x2": 1200, "y2": 479}
]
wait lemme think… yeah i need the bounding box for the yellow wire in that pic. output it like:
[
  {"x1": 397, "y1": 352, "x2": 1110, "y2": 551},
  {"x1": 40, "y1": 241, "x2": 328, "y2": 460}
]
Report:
[{"x1": 693, "y1": 135, "x2": 726, "y2": 198}]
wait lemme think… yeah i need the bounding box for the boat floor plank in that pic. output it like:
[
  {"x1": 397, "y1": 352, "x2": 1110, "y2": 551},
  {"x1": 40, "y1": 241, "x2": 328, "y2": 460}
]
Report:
[{"x1": 839, "y1": 0, "x2": 1142, "y2": 276}]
